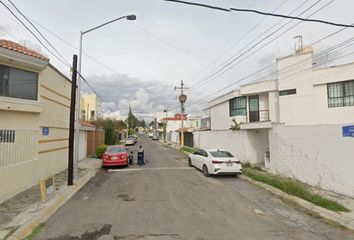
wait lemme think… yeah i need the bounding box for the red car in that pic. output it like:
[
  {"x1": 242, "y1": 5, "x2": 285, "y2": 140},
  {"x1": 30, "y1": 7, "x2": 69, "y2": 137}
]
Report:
[{"x1": 102, "y1": 145, "x2": 129, "y2": 167}]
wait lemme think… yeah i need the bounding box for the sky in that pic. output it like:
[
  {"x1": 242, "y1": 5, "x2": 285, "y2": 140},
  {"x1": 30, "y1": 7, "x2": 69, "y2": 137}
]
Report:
[{"x1": 1, "y1": 0, "x2": 354, "y2": 120}]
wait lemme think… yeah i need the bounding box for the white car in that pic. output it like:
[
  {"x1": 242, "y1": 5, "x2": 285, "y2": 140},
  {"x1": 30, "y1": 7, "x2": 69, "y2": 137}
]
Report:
[
  {"x1": 188, "y1": 149, "x2": 242, "y2": 177},
  {"x1": 124, "y1": 138, "x2": 135, "y2": 146},
  {"x1": 148, "y1": 132, "x2": 153, "y2": 138}
]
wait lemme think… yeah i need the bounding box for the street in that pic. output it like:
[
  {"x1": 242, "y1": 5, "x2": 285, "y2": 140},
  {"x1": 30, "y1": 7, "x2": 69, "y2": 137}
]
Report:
[{"x1": 37, "y1": 135, "x2": 354, "y2": 240}]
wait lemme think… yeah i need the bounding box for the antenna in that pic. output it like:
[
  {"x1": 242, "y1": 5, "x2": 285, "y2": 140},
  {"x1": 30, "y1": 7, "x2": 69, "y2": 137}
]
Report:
[{"x1": 293, "y1": 35, "x2": 303, "y2": 53}]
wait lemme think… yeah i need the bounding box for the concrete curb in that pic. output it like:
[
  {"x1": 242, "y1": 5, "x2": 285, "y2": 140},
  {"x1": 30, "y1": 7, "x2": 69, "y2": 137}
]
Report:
[
  {"x1": 239, "y1": 175, "x2": 354, "y2": 231},
  {"x1": 8, "y1": 163, "x2": 100, "y2": 240}
]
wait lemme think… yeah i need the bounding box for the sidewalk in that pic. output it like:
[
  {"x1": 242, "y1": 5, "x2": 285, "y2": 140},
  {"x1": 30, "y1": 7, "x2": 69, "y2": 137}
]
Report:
[
  {"x1": 0, "y1": 158, "x2": 101, "y2": 240},
  {"x1": 240, "y1": 174, "x2": 354, "y2": 231}
]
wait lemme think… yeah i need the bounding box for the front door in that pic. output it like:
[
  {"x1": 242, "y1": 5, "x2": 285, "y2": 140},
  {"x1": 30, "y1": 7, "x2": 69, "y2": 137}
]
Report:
[{"x1": 249, "y1": 95, "x2": 259, "y2": 122}]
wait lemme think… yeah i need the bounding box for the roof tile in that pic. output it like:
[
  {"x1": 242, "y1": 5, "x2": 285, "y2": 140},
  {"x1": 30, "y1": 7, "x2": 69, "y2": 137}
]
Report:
[{"x1": 0, "y1": 39, "x2": 49, "y2": 61}]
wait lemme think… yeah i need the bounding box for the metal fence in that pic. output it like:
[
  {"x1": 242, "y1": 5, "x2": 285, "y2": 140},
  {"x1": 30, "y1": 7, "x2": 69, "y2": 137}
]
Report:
[{"x1": 0, "y1": 126, "x2": 37, "y2": 168}]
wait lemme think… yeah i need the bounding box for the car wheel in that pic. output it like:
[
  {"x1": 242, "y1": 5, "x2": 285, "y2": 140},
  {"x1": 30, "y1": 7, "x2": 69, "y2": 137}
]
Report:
[
  {"x1": 188, "y1": 158, "x2": 192, "y2": 167},
  {"x1": 203, "y1": 165, "x2": 210, "y2": 177}
]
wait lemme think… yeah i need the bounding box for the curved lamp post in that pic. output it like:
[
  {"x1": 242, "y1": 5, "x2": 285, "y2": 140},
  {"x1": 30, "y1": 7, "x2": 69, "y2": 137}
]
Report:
[{"x1": 73, "y1": 14, "x2": 137, "y2": 180}]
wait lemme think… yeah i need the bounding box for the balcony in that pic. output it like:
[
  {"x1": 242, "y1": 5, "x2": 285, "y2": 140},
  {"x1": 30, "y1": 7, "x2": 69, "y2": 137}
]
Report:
[
  {"x1": 248, "y1": 110, "x2": 269, "y2": 122},
  {"x1": 240, "y1": 110, "x2": 272, "y2": 130}
]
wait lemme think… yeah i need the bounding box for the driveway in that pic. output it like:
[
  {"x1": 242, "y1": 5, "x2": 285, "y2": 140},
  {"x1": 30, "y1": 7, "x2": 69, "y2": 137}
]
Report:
[{"x1": 37, "y1": 135, "x2": 354, "y2": 240}]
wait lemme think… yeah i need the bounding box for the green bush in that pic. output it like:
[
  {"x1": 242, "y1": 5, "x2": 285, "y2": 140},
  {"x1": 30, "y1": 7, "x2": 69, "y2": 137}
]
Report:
[
  {"x1": 180, "y1": 146, "x2": 196, "y2": 154},
  {"x1": 243, "y1": 168, "x2": 350, "y2": 212},
  {"x1": 96, "y1": 144, "x2": 107, "y2": 159},
  {"x1": 104, "y1": 120, "x2": 116, "y2": 145}
]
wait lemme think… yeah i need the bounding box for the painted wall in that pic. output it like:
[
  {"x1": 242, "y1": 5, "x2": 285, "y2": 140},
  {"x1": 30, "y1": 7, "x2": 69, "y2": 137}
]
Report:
[
  {"x1": 210, "y1": 101, "x2": 246, "y2": 130},
  {"x1": 193, "y1": 130, "x2": 268, "y2": 164},
  {"x1": 79, "y1": 130, "x2": 87, "y2": 161},
  {"x1": 0, "y1": 65, "x2": 70, "y2": 203},
  {"x1": 267, "y1": 123, "x2": 354, "y2": 197},
  {"x1": 80, "y1": 93, "x2": 99, "y2": 121},
  {"x1": 277, "y1": 52, "x2": 354, "y2": 126}
]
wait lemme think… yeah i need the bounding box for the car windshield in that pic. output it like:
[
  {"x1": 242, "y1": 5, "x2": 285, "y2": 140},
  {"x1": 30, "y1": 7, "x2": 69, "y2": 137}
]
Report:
[
  {"x1": 106, "y1": 147, "x2": 126, "y2": 153},
  {"x1": 210, "y1": 151, "x2": 234, "y2": 158}
]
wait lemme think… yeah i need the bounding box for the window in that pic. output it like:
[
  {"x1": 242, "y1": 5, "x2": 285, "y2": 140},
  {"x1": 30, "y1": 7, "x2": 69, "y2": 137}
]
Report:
[
  {"x1": 90, "y1": 110, "x2": 95, "y2": 120},
  {"x1": 0, "y1": 64, "x2": 38, "y2": 100},
  {"x1": 229, "y1": 96, "x2": 246, "y2": 116},
  {"x1": 279, "y1": 89, "x2": 296, "y2": 96},
  {"x1": 327, "y1": 80, "x2": 354, "y2": 108},
  {"x1": 200, "y1": 150, "x2": 208, "y2": 158},
  {"x1": 210, "y1": 151, "x2": 234, "y2": 158},
  {"x1": 106, "y1": 146, "x2": 126, "y2": 153},
  {"x1": 0, "y1": 130, "x2": 16, "y2": 143},
  {"x1": 81, "y1": 110, "x2": 86, "y2": 120}
]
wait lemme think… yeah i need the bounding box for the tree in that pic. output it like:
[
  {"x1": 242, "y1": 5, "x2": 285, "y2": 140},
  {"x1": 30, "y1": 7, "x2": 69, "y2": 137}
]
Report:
[
  {"x1": 140, "y1": 119, "x2": 146, "y2": 128},
  {"x1": 115, "y1": 120, "x2": 127, "y2": 130},
  {"x1": 105, "y1": 119, "x2": 116, "y2": 145}
]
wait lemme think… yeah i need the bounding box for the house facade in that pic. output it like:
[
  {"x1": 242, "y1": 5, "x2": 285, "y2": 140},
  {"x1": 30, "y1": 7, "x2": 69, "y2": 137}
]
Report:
[
  {"x1": 209, "y1": 46, "x2": 354, "y2": 130},
  {"x1": 0, "y1": 39, "x2": 71, "y2": 202},
  {"x1": 204, "y1": 46, "x2": 354, "y2": 197}
]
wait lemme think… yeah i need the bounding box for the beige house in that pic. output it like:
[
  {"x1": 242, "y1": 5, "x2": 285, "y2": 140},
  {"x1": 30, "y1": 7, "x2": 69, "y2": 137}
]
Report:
[
  {"x1": 80, "y1": 93, "x2": 99, "y2": 121},
  {"x1": 0, "y1": 39, "x2": 72, "y2": 203}
]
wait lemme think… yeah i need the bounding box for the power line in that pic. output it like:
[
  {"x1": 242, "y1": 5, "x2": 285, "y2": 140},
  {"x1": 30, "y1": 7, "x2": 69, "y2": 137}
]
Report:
[
  {"x1": 186, "y1": 31, "x2": 354, "y2": 108},
  {"x1": 0, "y1": 0, "x2": 70, "y2": 68},
  {"x1": 192, "y1": 0, "x2": 323, "y2": 89},
  {"x1": 132, "y1": 22, "x2": 211, "y2": 62},
  {"x1": 188, "y1": 0, "x2": 289, "y2": 84},
  {"x1": 162, "y1": 0, "x2": 354, "y2": 28},
  {"x1": 0, "y1": 25, "x2": 20, "y2": 41},
  {"x1": 76, "y1": 72, "x2": 105, "y2": 101},
  {"x1": 1, "y1": 1, "x2": 105, "y2": 102},
  {"x1": 6, "y1": 0, "x2": 70, "y2": 66}
]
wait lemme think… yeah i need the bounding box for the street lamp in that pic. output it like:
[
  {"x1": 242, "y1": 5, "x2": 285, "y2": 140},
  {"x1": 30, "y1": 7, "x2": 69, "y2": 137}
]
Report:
[
  {"x1": 73, "y1": 14, "x2": 137, "y2": 180},
  {"x1": 163, "y1": 109, "x2": 168, "y2": 143}
]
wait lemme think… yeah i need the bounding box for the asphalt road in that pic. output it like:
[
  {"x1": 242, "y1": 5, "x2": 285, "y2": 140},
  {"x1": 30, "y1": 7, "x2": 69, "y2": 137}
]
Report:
[{"x1": 37, "y1": 135, "x2": 354, "y2": 240}]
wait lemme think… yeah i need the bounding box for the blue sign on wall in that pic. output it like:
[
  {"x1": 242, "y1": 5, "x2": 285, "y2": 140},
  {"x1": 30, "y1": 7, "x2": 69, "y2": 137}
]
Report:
[
  {"x1": 343, "y1": 125, "x2": 354, "y2": 137},
  {"x1": 42, "y1": 127, "x2": 49, "y2": 136}
]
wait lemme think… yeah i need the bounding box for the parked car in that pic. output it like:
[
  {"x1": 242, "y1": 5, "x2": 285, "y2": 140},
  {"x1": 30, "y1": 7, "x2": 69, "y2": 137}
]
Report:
[
  {"x1": 102, "y1": 145, "x2": 128, "y2": 167},
  {"x1": 125, "y1": 137, "x2": 135, "y2": 146},
  {"x1": 188, "y1": 149, "x2": 242, "y2": 177},
  {"x1": 152, "y1": 135, "x2": 159, "y2": 141},
  {"x1": 128, "y1": 135, "x2": 137, "y2": 144},
  {"x1": 148, "y1": 132, "x2": 153, "y2": 138}
]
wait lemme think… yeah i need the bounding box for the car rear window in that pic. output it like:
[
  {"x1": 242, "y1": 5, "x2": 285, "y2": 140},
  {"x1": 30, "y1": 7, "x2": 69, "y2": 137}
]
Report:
[
  {"x1": 210, "y1": 151, "x2": 234, "y2": 158},
  {"x1": 106, "y1": 147, "x2": 126, "y2": 153}
]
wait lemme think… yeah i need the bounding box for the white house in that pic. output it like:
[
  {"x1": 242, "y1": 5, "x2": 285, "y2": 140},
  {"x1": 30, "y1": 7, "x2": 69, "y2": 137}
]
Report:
[{"x1": 200, "y1": 46, "x2": 354, "y2": 197}]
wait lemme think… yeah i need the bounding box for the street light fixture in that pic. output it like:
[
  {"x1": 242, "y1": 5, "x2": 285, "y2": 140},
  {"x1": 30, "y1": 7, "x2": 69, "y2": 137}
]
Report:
[{"x1": 73, "y1": 14, "x2": 137, "y2": 181}]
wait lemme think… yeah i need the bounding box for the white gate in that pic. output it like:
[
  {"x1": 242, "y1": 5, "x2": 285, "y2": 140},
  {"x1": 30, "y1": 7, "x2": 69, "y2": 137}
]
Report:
[{"x1": 0, "y1": 125, "x2": 38, "y2": 168}]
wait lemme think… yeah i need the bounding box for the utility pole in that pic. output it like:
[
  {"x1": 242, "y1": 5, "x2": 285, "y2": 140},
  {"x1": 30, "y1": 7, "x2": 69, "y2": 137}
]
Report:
[
  {"x1": 175, "y1": 80, "x2": 188, "y2": 148},
  {"x1": 163, "y1": 108, "x2": 168, "y2": 143},
  {"x1": 68, "y1": 55, "x2": 78, "y2": 186}
]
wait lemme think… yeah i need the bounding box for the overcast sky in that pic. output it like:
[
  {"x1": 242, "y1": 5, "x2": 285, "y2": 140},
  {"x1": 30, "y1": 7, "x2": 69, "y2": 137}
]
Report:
[{"x1": 1, "y1": 0, "x2": 354, "y2": 120}]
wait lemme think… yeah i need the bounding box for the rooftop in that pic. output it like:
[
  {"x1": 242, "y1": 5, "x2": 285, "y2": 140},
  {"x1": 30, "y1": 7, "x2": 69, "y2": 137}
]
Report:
[{"x1": 0, "y1": 39, "x2": 49, "y2": 61}]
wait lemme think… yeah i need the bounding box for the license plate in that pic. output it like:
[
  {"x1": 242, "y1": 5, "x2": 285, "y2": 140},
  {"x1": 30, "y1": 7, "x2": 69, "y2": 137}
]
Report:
[
  {"x1": 111, "y1": 157, "x2": 118, "y2": 160},
  {"x1": 226, "y1": 162, "x2": 232, "y2": 167}
]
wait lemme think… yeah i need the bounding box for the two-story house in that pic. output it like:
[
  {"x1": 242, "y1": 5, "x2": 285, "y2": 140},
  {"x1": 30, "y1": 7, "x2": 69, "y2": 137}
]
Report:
[
  {"x1": 0, "y1": 39, "x2": 72, "y2": 202},
  {"x1": 206, "y1": 46, "x2": 354, "y2": 197}
]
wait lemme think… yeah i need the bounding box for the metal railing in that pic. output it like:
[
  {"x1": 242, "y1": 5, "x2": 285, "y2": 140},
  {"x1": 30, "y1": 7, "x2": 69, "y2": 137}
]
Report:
[
  {"x1": 0, "y1": 126, "x2": 37, "y2": 168},
  {"x1": 247, "y1": 110, "x2": 270, "y2": 123}
]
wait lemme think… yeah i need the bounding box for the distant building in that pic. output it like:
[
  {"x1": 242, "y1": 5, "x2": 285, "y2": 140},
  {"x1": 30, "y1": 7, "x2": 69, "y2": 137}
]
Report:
[{"x1": 80, "y1": 93, "x2": 99, "y2": 121}]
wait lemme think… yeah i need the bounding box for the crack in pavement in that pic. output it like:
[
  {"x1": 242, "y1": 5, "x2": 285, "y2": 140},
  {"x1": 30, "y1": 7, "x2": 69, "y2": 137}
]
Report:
[
  {"x1": 116, "y1": 194, "x2": 135, "y2": 202},
  {"x1": 48, "y1": 224, "x2": 112, "y2": 240}
]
